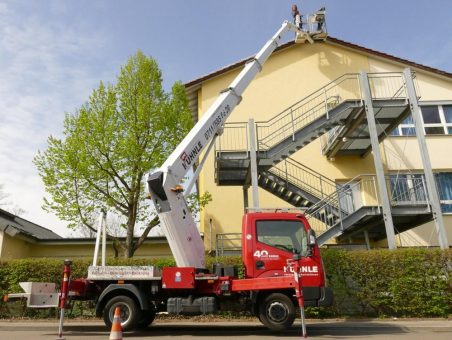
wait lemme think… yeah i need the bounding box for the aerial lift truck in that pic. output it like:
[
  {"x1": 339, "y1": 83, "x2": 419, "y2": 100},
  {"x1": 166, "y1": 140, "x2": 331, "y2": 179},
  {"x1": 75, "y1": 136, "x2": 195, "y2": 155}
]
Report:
[{"x1": 5, "y1": 16, "x2": 332, "y2": 336}]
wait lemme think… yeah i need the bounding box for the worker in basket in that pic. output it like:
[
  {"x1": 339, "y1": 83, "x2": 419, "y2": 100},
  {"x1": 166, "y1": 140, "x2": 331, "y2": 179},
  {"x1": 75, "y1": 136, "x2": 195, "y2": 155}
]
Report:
[{"x1": 291, "y1": 4, "x2": 303, "y2": 30}]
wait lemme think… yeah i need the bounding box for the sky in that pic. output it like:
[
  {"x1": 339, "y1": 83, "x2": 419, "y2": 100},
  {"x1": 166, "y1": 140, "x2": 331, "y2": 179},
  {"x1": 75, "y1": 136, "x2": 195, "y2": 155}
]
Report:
[{"x1": 1, "y1": 0, "x2": 452, "y2": 237}]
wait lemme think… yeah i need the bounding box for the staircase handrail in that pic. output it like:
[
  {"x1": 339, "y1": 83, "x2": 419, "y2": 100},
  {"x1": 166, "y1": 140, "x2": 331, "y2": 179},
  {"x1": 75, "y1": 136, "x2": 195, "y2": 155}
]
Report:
[
  {"x1": 321, "y1": 72, "x2": 408, "y2": 153},
  {"x1": 255, "y1": 74, "x2": 361, "y2": 151},
  {"x1": 257, "y1": 99, "x2": 328, "y2": 148},
  {"x1": 305, "y1": 173, "x2": 377, "y2": 217},
  {"x1": 306, "y1": 173, "x2": 430, "y2": 233},
  {"x1": 268, "y1": 156, "x2": 337, "y2": 200},
  {"x1": 256, "y1": 73, "x2": 359, "y2": 125}
]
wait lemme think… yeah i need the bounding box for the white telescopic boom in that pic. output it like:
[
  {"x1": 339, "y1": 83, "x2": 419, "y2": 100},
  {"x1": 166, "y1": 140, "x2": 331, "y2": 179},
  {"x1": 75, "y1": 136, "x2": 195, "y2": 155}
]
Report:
[{"x1": 147, "y1": 21, "x2": 302, "y2": 268}]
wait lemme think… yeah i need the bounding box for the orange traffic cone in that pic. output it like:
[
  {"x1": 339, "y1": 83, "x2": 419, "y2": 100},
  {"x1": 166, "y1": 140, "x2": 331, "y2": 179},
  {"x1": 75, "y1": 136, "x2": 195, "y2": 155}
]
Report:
[{"x1": 109, "y1": 306, "x2": 123, "y2": 340}]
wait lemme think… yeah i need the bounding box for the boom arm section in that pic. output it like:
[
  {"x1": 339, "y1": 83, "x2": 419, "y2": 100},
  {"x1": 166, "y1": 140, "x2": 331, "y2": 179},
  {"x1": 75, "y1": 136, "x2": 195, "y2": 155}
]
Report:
[{"x1": 147, "y1": 21, "x2": 302, "y2": 268}]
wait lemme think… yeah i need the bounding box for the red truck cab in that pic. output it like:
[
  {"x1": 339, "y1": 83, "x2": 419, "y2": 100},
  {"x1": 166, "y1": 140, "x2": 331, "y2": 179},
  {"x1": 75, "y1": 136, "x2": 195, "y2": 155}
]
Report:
[{"x1": 242, "y1": 211, "x2": 332, "y2": 308}]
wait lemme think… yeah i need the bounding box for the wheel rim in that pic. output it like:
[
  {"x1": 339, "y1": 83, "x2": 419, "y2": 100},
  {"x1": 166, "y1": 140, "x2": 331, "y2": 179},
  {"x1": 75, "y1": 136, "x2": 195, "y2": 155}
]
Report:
[
  {"x1": 110, "y1": 303, "x2": 131, "y2": 326},
  {"x1": 267, "y1": 301, "x2": 288, "y2": 323}
]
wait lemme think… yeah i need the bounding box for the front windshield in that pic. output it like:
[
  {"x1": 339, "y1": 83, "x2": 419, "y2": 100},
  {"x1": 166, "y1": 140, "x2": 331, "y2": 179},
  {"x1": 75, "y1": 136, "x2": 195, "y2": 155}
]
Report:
[{"x1": 256, "y1": 220, "x2": 307, "y2": 255}]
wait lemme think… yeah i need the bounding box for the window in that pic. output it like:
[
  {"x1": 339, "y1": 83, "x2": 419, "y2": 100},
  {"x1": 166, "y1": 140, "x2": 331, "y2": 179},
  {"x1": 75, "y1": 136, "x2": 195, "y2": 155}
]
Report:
[
  {"x1": 390, "y1": 104, "x2": 452, "y2": 136},
  {"x1": 443, "y1": 105, "x2": 452, "y2": 134},
  {"x1": 256, "y1": 220, "x2": 307, "y2": 254},
  {"x1": 389, "y1": 174, "x2": 427, "y2": 204},
  {"x1": 390, "y1": 172, "x2": 452, "y2": 213},
  {"x1": 422, "y1": 106, "x2": 445, "y2": 135},
  {"x1": 390, "y1": 115, "x2": 415, "y2": 136},
  {"x1": 436, "y1": 173, "x2": 452, "y2": 213}
]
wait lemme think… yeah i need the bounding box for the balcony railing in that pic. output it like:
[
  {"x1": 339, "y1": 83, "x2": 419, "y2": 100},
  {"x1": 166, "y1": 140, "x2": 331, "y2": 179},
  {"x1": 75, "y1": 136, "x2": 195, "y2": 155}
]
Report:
[
  {"x1": 305, "y1": 174, "x2": 429, "y2": 235},
  {"x1": 215, "y1": 232, "x2": 242, "y2": 257}
]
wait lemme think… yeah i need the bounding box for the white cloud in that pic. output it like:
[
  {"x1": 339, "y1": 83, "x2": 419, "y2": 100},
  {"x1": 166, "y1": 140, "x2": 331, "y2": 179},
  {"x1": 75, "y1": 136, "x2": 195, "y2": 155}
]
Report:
[
  {"x1": 0, "y1": 1, "x2": 9, "y2": 15},
  {"x1": 0, "y1": 1, "x2": 111, "y2": 236}
]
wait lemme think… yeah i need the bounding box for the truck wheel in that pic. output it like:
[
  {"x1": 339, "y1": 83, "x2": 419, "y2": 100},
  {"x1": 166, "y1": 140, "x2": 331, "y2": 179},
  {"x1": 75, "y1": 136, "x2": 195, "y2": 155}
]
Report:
[
  {"x1": 136, "y1": 307, "x2": 156, "y2": 328},
  {"x1": 103, "y1": 295, "x2": 141, "y2": 331},
  {"x1": 258, "y1": 293, "x2": 295, "y2": 332}
]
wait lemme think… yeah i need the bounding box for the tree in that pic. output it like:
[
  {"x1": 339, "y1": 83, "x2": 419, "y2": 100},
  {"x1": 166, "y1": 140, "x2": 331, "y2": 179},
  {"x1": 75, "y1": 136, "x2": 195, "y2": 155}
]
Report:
[{"x1": 34, "y1": 51, "x2": 208, "y2": 257}]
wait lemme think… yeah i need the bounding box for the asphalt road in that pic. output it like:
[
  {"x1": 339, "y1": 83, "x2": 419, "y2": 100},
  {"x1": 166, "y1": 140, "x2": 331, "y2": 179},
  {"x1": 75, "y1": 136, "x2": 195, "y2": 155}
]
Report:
[{"x1": 0, "y1": 319, "x2": 451, "y2": 339}]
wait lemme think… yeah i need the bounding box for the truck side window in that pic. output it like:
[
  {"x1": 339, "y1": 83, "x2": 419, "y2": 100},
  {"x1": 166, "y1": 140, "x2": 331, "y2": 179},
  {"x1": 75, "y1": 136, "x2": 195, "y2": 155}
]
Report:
[{"x1": 256, "y1": 220, "x2": 307, "y2": 254}]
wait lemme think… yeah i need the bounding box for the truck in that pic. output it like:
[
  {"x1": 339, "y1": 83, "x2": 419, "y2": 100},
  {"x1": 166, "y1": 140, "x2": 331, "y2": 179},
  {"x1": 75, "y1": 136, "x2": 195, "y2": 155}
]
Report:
[
  {"x1": 6, "y1": 17, "x2": 333, "y2": 334},
  {"x1": 73, "y1": 210, "x2": 333, "y2": 332}
]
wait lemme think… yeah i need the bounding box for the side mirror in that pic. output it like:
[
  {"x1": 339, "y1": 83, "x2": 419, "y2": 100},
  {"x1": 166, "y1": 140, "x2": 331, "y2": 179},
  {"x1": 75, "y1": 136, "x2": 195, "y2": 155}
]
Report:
[{"x1": 307, "y1": 228, "x2": 317, "y2": 247}]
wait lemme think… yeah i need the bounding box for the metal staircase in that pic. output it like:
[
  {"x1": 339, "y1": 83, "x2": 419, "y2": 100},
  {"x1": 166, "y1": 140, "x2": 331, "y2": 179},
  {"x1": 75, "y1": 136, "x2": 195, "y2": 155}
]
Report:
[
  {"x1": 255, "y1": 74, "x2": 363, "y2": 165},
  {"x1": 306, "y1": 174, "x2": 432, "y2": 245},
  {"x1": 214, "y1": 71, "x2": 434, "y2": 245},
  {"x1": 258, "y1": 157, "x2": 337, "y2": 207}
]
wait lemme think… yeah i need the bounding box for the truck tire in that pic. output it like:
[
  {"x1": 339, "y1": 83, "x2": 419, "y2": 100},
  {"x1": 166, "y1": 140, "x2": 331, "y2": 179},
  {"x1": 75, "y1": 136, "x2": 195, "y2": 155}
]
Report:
[
  {"x1": 258, "y1": 293, "x2": 295, "y2": 332},
  {"x1": 103, "y1": 295, "x2": 141, "y2": 331},
  {"x1": 136, "y1": 307, "x2": 156, "y2": 328}
]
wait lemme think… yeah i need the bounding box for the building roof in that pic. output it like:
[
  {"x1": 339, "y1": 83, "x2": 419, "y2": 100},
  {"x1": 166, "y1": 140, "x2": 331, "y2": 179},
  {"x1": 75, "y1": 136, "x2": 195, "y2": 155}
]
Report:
[
  {"x1": 0, "y1": 208, "x2": 62, "y2": 240},
  {"x1": 184, "y1": 36, "x2": 452, "y2": 122},
  {"x1": 185, "y1": 36, "x2": 452, "y2": 88},
  {"x1": 0, "y1": 208, "x2": 170, "y2": 244}
]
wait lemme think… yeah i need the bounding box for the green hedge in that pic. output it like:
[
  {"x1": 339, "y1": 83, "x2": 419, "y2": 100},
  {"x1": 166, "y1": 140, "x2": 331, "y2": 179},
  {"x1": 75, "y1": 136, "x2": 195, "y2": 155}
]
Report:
[
  {"x1": 321, "y1": 248, "x2": 451, "y2": 317},
  {"x1": 0, "y1": 248, "x2": 450, "y2": 318}
]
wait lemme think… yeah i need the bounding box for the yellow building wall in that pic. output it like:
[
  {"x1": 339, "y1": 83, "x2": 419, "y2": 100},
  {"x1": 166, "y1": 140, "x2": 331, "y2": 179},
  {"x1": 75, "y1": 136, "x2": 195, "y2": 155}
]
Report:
[
  {"x1": 383, "y1": 136, "x2": 452, "y2": 171},
  {"x1": 29, "y1": 243, "x2": 101, "y2": 259},
  {"x1": 28, "y1": 242, "x2": 172, "y2": 260},
  {"x1": 0, "y1": 235, "x2": 172, "y2": 260},
  {"x1": 0, "y1": 233, "x2": 31, "y2": 259},
  {"x1": 197, "y1": 41, "x2": 452, "y2": 248},
  {"x1": 369, "y1": 57, "x2": 452, "y2": 100},
  {"x1": 199, "y1": 42, "x2": 373, "y2": 243}
]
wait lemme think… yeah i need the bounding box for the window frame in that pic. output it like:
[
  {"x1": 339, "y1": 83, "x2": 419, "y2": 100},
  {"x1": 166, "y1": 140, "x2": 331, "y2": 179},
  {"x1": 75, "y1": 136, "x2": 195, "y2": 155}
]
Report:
[
  {"x1": 391, "y1": 104, "x2": 452, "y2": 136},
  {"x1": 422, "y1": 105, "x2": 446, "y2": 135},
  {"x1": 255, "y1": 219, "x2": 308, "y2": 254},
  {"x1": 435, "y1": 172, "x2": 452, "y2": 214}
]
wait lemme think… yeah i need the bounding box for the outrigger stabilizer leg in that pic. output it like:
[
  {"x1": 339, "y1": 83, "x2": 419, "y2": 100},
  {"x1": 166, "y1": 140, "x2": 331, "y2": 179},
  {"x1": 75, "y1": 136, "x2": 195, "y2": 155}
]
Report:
[{"x1": 291, "y1": 258, "x2": 307, "y2": 338}]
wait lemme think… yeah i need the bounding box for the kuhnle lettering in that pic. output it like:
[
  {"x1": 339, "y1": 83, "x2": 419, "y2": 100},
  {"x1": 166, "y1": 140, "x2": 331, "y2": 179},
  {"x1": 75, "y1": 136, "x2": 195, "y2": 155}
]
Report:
[{"x1": 180, "y1": 141, "x2": 203, "y2": 170}]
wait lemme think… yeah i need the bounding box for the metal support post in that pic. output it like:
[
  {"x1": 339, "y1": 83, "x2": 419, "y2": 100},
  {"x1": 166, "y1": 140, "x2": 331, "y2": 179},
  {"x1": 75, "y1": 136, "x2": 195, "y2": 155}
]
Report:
[
  {"x1": 403, "y1": 68, "x2": 449, "y2": 249},
  {"x1": 336, "y1": 186, "x2": 344, "y2": 231},
  {"x1": 359, "y1": 71, "x2": 397, "y2": 249},
  {"x1": 101, "y1": 210, "x2": 107, "y2": 267},
  {"x1": 243, "y1": 186, "x2": 249, "y2": 212},
  {"x1": 364, "y1": 230, "x2": 371, "y2": 250},
  {"x1": 324, "y1": 87, "x2": 329, "y2": 120},
  {"x1": 92, "y1": 213, "x2": 103, "y2": 266},
  {"x1": 248, "y1": 119, "x2": 260, "y2": 208},
  {"x1": 209, "y1": 218, "x2": 213, "y2": 253}
]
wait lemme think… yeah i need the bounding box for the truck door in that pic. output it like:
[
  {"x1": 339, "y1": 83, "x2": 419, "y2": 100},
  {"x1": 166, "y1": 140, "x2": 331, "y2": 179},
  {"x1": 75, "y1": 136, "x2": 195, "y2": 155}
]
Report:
[{"x1": 252, "y1": 219, "x2": 308, "y2": 278}]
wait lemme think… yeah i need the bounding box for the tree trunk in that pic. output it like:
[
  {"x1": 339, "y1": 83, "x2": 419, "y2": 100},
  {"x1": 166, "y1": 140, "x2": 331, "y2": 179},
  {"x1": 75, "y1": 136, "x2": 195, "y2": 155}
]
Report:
[{"x1": 125, "y1": 218, "x2": 135, "y2": 258}]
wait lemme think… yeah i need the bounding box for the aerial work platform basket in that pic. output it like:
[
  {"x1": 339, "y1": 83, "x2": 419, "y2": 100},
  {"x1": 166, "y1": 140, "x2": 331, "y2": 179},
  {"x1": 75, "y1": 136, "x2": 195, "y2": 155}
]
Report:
[{"x1": 295, "y1": 7, "x2": 327, "y2": 44}]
